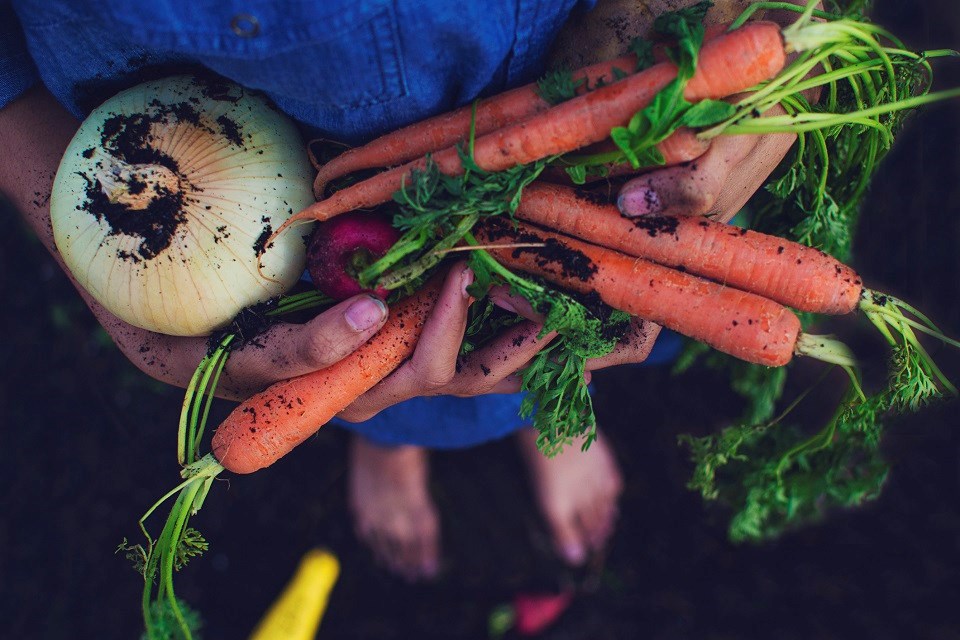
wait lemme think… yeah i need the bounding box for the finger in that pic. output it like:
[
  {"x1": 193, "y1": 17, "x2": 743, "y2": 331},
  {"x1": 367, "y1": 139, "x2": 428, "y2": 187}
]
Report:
[
  {"x1": 486, "y1": 374, "x2": 524, "y2": 395},
  {"x1": 617, "y1": 133, "x2": 759, "y2": 219},
  {"x1": 217, "y1": 293, "x2": 389, "y2": 397},
  {"x1": 395, "y1": 528, "x2": 422, "y2": 583},
  {"x1": 414, "y1": 510, "x2": 441, "y2": 580},
  {"x1": 551, "y1": 509, "x2": 587, "y2": 567},
  {"x1": 709, "y1": 129, "x2": 796, "y2": 222},
  {"x1": 336, "y1": 264, "x2": 473, "y2": 421},
  {"x1": 586, "y1": 320, "x2": 662, "y2": 371},
  {"x1": 489, "y1": 285, "x2": 544, "y2": 323},
  {"x1": 449, "y1": 321, "x2": 557, "y2": 395}
]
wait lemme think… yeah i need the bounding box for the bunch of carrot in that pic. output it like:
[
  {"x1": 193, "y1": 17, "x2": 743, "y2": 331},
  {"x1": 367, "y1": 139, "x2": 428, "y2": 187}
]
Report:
[
  {"x1": 217, "y1": 15, "x2": 789, "y2": 472},
  {"x1": 225, "y1": 0, "x2": 960, "y2": 474},
  {"x1": 132, "y1": 2, "x2": 960, "y2": 637}
]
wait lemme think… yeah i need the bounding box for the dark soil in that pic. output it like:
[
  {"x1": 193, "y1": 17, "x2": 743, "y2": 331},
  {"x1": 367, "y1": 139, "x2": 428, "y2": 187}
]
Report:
[{"x1": 3, "y1": 1, "x2": 959, "y2": 638}]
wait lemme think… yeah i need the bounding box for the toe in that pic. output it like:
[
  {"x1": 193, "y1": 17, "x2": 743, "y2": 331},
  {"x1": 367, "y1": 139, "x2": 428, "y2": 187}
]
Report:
[
  {"x1": 397, "y1": 508, "x2": 440, "y2": 582},
  {"x1": 347, "y1": 437, "x2": 441, "y2": 581},
  {"x1": 415, "y1": 509, "x2": 441, "y2": 579},
  {"x1": 546, "y1": 505, "x2": 587, "y2": 566}
]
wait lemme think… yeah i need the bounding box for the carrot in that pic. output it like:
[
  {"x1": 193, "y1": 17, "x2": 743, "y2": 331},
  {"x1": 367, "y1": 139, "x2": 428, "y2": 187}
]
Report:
[
  {"x1": 650, "y1": 127, "x2": 712, "y2": 166},
  {"x1": 514, "y1": 182, "x2": 864, "y2": 314},
  {"x1": 312, "y1": 24, "x2": 731, "y2": 197},
  {"x1": 211, "y1": 278, "x2": 442, "y2": 474},
  {"x1": 312, "y1": 56, "x2": 635, "y2": 197},
  {"x1": 275, "y1": 20, "x2": 786, "y2": 237},
  {"x1": 543, "y1": 127, "x2": 710, "y2": 184},
  {"x1": 475, "y1": 219, "x2": 801, "y2": 368}
]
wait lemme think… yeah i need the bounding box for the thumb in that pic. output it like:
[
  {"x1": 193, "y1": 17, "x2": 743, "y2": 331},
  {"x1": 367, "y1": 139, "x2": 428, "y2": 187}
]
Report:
[
  {"x1": 221, "y1": 293, "x2": 389, "y2": 397},
  {"x1": 617, "y1": 133, "x2": 758, "y2": 219}
]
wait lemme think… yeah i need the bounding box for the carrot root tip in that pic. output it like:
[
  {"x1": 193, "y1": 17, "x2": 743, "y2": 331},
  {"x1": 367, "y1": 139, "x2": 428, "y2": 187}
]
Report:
[{"x1": 795, "y1": 332, "x2": 858, "y2": 369}]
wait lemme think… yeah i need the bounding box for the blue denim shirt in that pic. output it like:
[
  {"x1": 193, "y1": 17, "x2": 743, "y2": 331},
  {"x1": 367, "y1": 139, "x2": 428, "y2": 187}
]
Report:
[{"x1": 2, "y1": 0, "x2": 593, "y2": 143}]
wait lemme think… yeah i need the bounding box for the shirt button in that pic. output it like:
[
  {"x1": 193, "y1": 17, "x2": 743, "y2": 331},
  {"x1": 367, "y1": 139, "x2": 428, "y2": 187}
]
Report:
[{"x1": 230, "y1": 14, "x2": 260, "y2": 37}]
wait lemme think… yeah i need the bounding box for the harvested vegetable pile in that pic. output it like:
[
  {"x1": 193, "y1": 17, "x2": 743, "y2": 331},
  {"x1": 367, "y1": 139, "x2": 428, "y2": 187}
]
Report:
[{"x1": 57, "y1": 1, "x2": 957, "y2": 637}]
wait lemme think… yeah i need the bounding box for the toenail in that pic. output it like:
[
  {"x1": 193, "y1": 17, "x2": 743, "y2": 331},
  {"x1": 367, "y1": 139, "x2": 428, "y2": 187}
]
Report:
[
  {"x1": 562, "y1": 543, "x2": 586, "y2": 565},
  {"x1": 422, "y1": 558, "x2": 439, "y2": 578}
]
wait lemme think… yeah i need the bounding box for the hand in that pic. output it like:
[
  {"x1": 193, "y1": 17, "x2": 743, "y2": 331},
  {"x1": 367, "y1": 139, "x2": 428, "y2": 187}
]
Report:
[
  {"x1": 548, "y1": 0, "x2": 809, "y2": 222},
  {"x1": 94, "y1": 293, "x2": 391, "y2": 401},
  {"x1": 617, "y1": 128, "x2": 796, "y2": 222},
  {"x1": 484, "y1": 288, "x2": 663, "y2": 373},
  {"x1": 337, "y1": 264, "x2": 558, "y2": 422}
]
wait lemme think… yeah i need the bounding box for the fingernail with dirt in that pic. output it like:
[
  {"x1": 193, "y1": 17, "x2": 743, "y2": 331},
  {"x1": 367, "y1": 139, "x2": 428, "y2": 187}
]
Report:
[
  {"x1": 618, "y1": 185, "x2": 662, "y2": 217},
  {"x1": 492, "y1": 295, "x2": 517, "y2": 314},
  {"x1": 345, "y1": 295, "x2": 387, "y2": 331},
  {"x1": 461, "y1": 266, "x2": 474, "y2": 297}
]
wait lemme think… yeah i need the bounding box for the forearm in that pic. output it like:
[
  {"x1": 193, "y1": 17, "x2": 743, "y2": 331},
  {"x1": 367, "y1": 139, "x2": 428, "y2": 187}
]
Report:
[
  {"x1": 0, "y1": 85, "x2": 79, "y2": 252},
  {"x1": 0, "y1": 86, "x2": 176, "y2": 374}
]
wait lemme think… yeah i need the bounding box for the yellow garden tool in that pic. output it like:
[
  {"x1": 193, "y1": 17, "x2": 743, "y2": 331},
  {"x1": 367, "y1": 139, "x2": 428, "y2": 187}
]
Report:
[{"x1": 249, "y1": 549, "x2": 340, "y2": 640}]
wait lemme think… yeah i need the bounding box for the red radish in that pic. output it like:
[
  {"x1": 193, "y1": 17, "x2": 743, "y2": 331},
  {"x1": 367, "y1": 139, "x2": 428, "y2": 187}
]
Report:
[
  {"x1": 306, "y1": 211, "x2": 400, "y2": 299},
  {"x1": 513, "y1": 591, "x2": 574, "y2": 636}
]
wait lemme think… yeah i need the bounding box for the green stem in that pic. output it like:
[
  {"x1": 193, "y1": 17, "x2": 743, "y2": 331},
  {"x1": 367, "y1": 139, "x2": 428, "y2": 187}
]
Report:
[
  {"x1": 795, "y1": 332, "x2": 858, "y2": 369},
  {"x1": 192, "y1": 345, "x2": 232, "y2": 462},
  {"x1": 162, "y1": 484, "x2": 202, "y2": 639},
  {"x1": 177, "y1": 363, "x2": 205, "y2": 466},
  {"x1": 379, "y1": 212, "x2": 480, "y2": 290},
  {"x1": 463, "y1": 231, "x2": 545, "y2": 293},
  {"x1": 185, "y1": 336, "x2": 233, "y2": 464},
  {"x1": 138, "y1": 454, "x2": 223, "y2": 640},
  {"x1": 730, "y1": 1, "x2": 837, "y2": 31},
  {"x1": 747, "y1": 88, "x2": 960, "y2": 133}
]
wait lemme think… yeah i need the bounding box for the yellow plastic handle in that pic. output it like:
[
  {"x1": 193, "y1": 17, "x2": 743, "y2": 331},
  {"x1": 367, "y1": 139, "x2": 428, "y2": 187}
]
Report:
[{"x1": 249, "y1": 549, "x2": 341, "y2": 640}]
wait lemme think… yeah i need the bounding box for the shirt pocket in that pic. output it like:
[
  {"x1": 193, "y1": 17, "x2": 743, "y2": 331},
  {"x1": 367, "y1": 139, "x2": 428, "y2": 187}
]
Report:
[{"x1": 95, "y1": 0, "x2": 409, "y2": 110}]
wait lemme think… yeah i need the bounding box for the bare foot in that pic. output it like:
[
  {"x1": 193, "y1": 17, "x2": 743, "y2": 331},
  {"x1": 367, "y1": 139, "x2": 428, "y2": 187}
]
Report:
[
  {"x1": 517, "y1": 427, "x2": 624, "y2": 566},
  {"x1": 348, "y1": 436, "x2": 440, "y2": 581}
]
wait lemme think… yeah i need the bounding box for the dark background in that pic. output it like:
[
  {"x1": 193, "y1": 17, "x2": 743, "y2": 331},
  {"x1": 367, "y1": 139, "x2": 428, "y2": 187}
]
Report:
[{"x1": 2, "y1": 1, "x2": 959, "y2": 638}]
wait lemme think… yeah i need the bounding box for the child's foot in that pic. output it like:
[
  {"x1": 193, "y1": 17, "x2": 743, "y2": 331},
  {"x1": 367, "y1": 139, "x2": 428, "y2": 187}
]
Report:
[
  {"x1": 348, "y1": 436, "x2": 440, "y2": 581},
  {"x1": 516, "y1": 427, "x2": 624, "y2": 566}
]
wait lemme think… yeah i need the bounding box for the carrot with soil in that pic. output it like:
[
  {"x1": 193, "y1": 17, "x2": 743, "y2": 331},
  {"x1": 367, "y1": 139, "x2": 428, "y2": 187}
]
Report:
[
  {"x1": 476, "y1": 219, "x2": 825, "y2": 368},
  {"x1": 212, "y1": 275, "x2": 442, "y2": 474},
  {"x1": 129, "y1": 276, "x2": 444, "y2": 639},
  {"x1": 515, "y1": 181, "x2": 863, "y2": 314},
  {"x1": 271, "y1": 19, "x2": 787, "y2": 238},
  {"x1": 281, "y1": 5, "x2": 960, "y2": 238},
  {"x1": 479, "y1": 214, "x2": 957, "y2": 384},
  {"x1": 312, "y1": 54, "x2": 637, "y2": 197},
  {"x1": 311, "y1": 23, "x2": 731, "y2": 197}
]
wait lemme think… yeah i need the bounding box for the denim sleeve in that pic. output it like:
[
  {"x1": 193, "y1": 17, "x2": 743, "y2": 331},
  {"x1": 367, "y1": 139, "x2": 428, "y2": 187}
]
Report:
[{"x1": 0, "y1": 2, "x2": 39, "y2": 110}]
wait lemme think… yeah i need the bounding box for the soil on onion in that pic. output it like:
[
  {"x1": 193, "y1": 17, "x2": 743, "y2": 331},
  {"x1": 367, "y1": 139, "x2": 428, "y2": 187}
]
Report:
[{"x1": 3, "y1": 2, "x2": 959, "y2": 638}]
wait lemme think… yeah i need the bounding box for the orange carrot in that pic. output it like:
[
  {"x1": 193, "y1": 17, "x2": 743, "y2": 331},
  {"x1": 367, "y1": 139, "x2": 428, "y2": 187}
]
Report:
[
  {"x1": 650, "y1": 127, "x2": 712, "y2": 167},
  {"x1": 276, "y1": 20, "x2": 786, "y2": 237},
  {"x1": 313, "y1": 56, "x2": 635, "y2": 197},
  {"x1": 212, "y1": 278, "x2": 442, "y2": 474},
  {"x1": 312, "y1": 24, "x2": 730, "y2": 197},
  {"x1": 542, "y1": 127, "x2": 710, "y2": 184},
  {"x1": 475, "y1": 219, "x2": 801, "y2": 367},
  {"x1": 515, "y1": 182, "x2": 864, "y2": 314}
]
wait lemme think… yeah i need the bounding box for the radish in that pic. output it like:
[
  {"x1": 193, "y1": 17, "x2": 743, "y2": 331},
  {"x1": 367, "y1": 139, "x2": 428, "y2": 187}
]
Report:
[
  {"x1": 306, "y1": 211, "x2": 400, "y2": 300},
  {"x1": 514, "y1": 591, "x2": 574, "y2": 636}
]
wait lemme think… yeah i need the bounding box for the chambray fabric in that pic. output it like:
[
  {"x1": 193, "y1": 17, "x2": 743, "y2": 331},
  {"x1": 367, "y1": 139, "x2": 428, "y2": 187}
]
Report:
[
  {"x1": 1, "y1": 0, "x2": 688, "y2": 449},
  {"x1": 2, "y1": 0, "x2": 593, "y2": 141}
]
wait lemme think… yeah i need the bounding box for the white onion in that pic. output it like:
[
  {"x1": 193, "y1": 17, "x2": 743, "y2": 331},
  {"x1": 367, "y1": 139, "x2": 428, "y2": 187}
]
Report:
[{"x1": 50, "y1": 75, "x2": 314, "y2": 336}]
